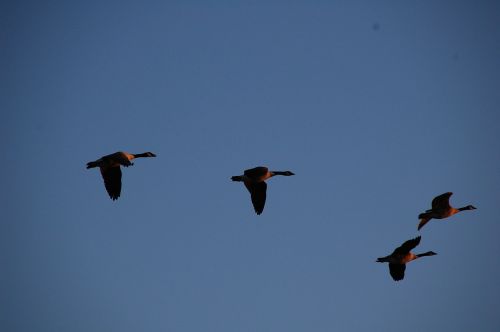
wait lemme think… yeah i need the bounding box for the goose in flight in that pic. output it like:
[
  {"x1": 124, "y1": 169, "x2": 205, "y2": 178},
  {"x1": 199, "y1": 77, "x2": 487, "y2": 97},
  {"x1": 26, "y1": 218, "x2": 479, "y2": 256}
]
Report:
[
  {"x1": 376, "y1": 236, "x2": 436, "y2": 281},
  {"x1": 86, "y1": 151, "x2": 156, "y2": 200},
  {"x1": 418, "y1": 192, "x2": 476, "y2": 230},
  {"x1": 231, "y1": 166, "x2": 294, "y2": 215}
]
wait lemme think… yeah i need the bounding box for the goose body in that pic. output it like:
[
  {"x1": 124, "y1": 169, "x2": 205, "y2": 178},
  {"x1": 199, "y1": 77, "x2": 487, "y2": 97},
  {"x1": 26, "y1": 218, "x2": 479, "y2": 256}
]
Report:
[
  {"x1": 376, "y1": 236, "x2": 436, "y2": 281},
  {"x1": 418, "y1": 192, "x2": 476, "y2": 230},
  {"x1": 86, "y1": 151, "x2": 156, "y2": 200},
  {"x1": 231, "y1": 166, "x2": 294, "y2": 215}
]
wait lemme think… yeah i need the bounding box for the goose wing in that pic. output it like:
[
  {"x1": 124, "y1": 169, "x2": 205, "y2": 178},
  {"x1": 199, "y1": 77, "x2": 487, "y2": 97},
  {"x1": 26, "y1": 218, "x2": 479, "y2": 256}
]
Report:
[
  {"x1": 417, "y1": 217, "x2": 431, "y2": 231},
  {"x1": 389, "y1": 263, "x2": 406, "y2": 281},
  {"x1": 244, "y1": 167, "x2": 269, "y2": 179},
  {"x1": 100, "y1": 165, "x2": 122, "y2": 200},
  {"x1": 393, "y1": 236, "x2": 421, "y2": 255},
  {"x1": 432, "y1": 192, "x2": 453, "y2": 210},
  {"x1": 245, "y1": 181, "x2": 267, "y2": 215}
]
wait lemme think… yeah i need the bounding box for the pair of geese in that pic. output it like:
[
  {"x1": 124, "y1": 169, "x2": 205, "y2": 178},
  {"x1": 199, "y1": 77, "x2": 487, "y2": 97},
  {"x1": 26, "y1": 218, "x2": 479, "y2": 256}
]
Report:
[
  {"x1": 377, "y1": 192, "x2": 476, "y2": 281},
  {"x1": 86, "y1": 151, "x2": 294, "y2": 212},
  {"x1": 87, "y1": 151, "x2": 477, "y2": 281}
]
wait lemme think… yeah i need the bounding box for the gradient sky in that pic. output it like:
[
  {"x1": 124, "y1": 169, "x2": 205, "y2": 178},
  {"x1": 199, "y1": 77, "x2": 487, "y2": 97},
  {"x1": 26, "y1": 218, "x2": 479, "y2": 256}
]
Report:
[{"x1": 2, "y1": 1, "x2": 500, "y2": 331}]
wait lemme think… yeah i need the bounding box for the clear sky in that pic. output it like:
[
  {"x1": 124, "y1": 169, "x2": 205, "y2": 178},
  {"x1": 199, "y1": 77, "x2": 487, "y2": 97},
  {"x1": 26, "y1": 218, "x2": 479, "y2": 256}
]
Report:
[{"x1": 2, "y1": 1, "x2": 500, "y2": 331}]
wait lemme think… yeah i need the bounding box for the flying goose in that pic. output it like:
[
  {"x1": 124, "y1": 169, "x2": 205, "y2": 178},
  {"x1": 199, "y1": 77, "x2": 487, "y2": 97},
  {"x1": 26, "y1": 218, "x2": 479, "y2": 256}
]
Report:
[
  {"x1": 376, "y1": 236, "x2": 436, "y2": 281},
  {"x1": 231, "y1": 166, "x2": 294, "y2": 215},
  {"x1": 86, "y1": 151, "x2": 156, "y2": 200},
  {"x1": 418, "y1": 192, "x2": 476, "y2": 230}
]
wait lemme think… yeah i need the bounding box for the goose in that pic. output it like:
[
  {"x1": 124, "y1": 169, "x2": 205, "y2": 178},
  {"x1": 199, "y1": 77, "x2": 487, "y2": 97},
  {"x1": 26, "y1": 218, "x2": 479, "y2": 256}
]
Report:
[
  {"x1": 418, "y1": 192, "x2": 476, "y2": 230},
  {"x1": 86, "y1": 151, "x2": 156, "y2": 200},
  {"x1": 376, "y1": 236, "x2": 436, "y2": 281},
  {"x1": 231, "y1": 166, "x2": 294, "y2": 215}
]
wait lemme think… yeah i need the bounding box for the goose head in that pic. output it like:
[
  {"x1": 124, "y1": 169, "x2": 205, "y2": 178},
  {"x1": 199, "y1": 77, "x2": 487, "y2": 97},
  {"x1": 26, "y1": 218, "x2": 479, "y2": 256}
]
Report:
[
  {"x1": 417, "y1": 251, "x2": 437, "y2": 258},
  {"x1": 460, "y1": 205, "x2": 477, "y2": 211},
  {"x1": 279, "y1": 171, "x2": 295, "y2": 176}
]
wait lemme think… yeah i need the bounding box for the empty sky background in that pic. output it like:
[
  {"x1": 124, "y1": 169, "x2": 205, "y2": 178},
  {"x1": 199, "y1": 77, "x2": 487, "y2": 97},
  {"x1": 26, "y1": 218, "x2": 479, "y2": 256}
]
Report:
[{"x1": 2, "y1": 1, "x2": 500, "y2": 331}]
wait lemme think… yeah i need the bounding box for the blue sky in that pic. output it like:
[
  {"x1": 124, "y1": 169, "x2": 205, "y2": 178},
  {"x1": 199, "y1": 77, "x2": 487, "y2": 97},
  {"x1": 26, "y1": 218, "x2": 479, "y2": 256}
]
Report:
[{"x1": 2, "y1": 1, "x2": 500, "y2": 331}]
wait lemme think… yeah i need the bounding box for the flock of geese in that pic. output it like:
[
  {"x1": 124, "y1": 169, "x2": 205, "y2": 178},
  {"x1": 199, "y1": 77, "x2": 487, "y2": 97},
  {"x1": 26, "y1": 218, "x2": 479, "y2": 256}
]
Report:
[{"x1": 87, "y1": 151, "x2": 477, "y2": 282}]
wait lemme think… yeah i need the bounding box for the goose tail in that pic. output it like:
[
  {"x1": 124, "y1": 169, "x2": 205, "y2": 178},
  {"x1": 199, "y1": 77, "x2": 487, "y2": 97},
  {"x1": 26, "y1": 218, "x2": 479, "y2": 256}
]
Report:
[{"x1": 86, "y1": 161, "x2": 99, "y2": 169}]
